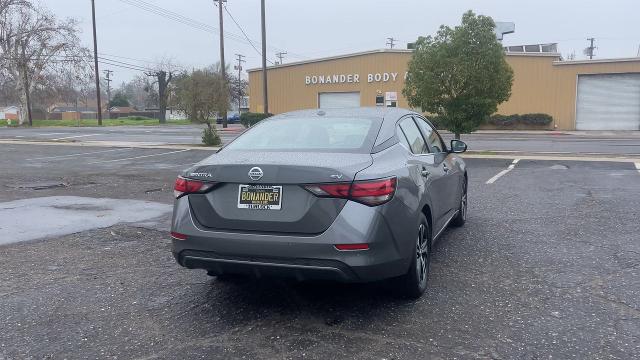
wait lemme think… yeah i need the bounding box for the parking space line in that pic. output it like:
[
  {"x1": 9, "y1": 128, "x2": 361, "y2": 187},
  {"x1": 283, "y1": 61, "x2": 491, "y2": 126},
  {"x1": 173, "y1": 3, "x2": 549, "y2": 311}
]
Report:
[
  {"x1": 635, "y1": 163, "x2": 640, "y2": 174},
  {"x1": 486, "y1": 159, "x2": 520, "y2": 184},
  {"x1": 38, "y1": 132, "x2": 67, "y2": 136},
  {"x1": 86, "y1": 149, "x2": 190, "y2": 164},
  {"x1": 52, "y1": 134, "x2": 99, "y2": 141},
  {"x1": 25, "y1": 148, "x2": 131, "y2": 161}
]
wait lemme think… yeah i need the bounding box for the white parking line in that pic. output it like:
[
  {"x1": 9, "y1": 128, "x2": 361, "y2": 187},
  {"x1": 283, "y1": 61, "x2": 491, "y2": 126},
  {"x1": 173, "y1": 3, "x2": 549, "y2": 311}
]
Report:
[
  {"x1": 25, "y1": 148, "x2": 131, "y2": 161},
  {"x1": 52, "y1": 134, "x2": 99, "y2": 141},
  {"x1": 486, "y1": 159, "x2": 520, "y2": 184},
  {"x1": 635, "y1": 163, "x2": 640, "y2": 174},
  {"x1": 86, "y1": 149, "x2": 190, "y2": 164},
  {"x1": 38, "y1": 132, "x2": 67, "y2": 136}
]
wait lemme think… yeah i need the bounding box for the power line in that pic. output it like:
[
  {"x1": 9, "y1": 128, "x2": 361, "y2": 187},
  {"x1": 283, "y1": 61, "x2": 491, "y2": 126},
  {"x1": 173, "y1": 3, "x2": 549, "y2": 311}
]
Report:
[
  {"x1": 116, "y1": 0, "x2": 260, "y2": 49},
  {"x1": 98, "y1": 56, "x2": 151, "y2": 71},
  {"x1": 98, "y1": 60, "x2": 149, "y2": 72},
  {"x1": 117, "y1": 0, "x2": 299, "y2": 63},
  {"x1": 223, "y1": 4, "x2": 273, "y2": 65}
]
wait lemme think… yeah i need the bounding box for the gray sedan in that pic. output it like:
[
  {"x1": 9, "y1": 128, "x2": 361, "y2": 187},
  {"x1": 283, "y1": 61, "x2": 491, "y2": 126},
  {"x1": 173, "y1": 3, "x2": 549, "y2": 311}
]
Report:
[{"x1": 171, "y1": 108, "x2": 468, "y2": 298}]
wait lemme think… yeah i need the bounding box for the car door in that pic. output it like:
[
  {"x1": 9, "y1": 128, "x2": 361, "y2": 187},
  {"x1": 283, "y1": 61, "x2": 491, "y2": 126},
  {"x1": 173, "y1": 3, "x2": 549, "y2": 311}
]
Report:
[
  {"x1": 396, "y1": 117, "x2": 449, "y2": 232},
  {"x1": 414, "y1": 116, "x2": 461, "y2": 219}
]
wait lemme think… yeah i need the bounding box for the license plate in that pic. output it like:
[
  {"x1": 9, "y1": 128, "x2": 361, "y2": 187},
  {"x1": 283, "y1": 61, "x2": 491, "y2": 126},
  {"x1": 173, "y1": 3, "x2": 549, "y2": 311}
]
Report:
[{"x1": 237, "y1": 185, "x2": 283, "y2": 210}]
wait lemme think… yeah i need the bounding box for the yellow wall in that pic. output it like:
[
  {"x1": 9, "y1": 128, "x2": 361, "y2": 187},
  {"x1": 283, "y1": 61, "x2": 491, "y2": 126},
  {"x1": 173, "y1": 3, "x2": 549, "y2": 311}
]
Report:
[
  {"x1": 249, "y1": 51, "x2": 412, "y2": 114},
  {"x1": 249, "y1": 51, "x2": 640, "y2": 130}
]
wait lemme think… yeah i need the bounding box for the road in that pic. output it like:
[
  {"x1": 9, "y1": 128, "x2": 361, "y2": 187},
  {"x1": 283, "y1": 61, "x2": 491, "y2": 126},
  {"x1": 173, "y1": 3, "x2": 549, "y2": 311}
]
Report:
[
  {"x1": 0, "y1": 124, "x2": 243, "y2": 146},
  {"x1": 2, "y1": 125, "x2": 640, "y2": 155},
  {"x1": 1, "y1": 143, "x2": 639, "y2": 358}
]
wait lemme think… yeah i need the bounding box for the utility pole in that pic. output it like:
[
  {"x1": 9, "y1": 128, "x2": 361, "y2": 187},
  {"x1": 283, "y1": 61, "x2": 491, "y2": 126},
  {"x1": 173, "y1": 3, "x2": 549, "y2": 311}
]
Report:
[
  {"x1": 386, "y1": 37, "x2": 397, "y2": 49},
  {"x1": 217, "y1": 0, "x2": 228, "y2": 128},
  {"x1": 91, "y1": 0, "x2": 103, "y2": 126},
  {"x1": 261, "y1": 0, "x2": 268, "y2": 114},
  {"x1": 275, "y1": 51, "x2": 286, "y2": 65},
  {"x1": 234, "y1": 53, "x2": 246, "y2": 116},
  {"x1": 103, "y1": 69, "x2": 113, "y2": 119},
  {"x1": 586, "y1": 38, "x2": 596, "y2": 60},
  {"x1": 20, "y1": 41, "x2": 33, "y2": 127}
]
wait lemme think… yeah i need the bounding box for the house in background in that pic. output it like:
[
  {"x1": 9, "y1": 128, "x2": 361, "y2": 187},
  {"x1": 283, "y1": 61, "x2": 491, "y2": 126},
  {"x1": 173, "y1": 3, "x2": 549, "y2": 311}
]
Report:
[
  {"x1": 109, "y1": 106, "x2": 137, "y2": 114},
  {"x1": 0, "y1": 106, "x2": 20, "y2": 121}
]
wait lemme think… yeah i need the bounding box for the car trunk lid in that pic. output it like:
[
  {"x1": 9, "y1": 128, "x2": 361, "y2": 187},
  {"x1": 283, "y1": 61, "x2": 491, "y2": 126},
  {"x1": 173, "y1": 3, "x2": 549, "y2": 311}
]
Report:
[{"x1": 186, "y1": 150, "x2": 373, "y2": 234}]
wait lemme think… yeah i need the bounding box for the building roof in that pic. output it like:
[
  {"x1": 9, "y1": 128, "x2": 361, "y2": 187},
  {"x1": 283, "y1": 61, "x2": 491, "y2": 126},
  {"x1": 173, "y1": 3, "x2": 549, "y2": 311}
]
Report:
[
  {"x1": 247, "y1": 48, "x2": 563, "y2": 72},
  {"x1": 553, "y1": 57, "x2": 640, "y2": 66},
  {"x1": 50, "y1": 106, "x2": 97, "y2": 113},
  {"x1": 1, "y1": 105, "x2": 19, "y2": 111},
  {"x1": 247, "y1": 49, "x2": 413, "y2": 72},
  {"x1": 109, "y1": 106, "x2": 137, "y2": 113}
]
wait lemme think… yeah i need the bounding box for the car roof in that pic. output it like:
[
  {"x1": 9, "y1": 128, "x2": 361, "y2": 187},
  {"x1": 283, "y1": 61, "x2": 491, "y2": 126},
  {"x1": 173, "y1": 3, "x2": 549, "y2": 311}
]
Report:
[
  {"x1": 271, "y1": 107, "x2": 419, "y2": 151},
  {"x1": 274, "y1": 107, "x2": 411, "y2": 121}
]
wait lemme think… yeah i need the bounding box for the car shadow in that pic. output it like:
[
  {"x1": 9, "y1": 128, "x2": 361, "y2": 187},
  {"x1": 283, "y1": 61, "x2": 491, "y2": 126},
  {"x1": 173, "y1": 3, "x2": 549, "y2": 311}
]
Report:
[{"x1": 193, "y1": 274, "x2": 420, "y2": 328}]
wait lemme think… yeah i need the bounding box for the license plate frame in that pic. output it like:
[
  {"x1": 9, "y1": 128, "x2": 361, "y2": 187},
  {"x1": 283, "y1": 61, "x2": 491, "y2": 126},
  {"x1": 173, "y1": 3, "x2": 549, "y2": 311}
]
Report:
[{"x1": 237, "y1": 184, "x2": 283, "y2": 210}]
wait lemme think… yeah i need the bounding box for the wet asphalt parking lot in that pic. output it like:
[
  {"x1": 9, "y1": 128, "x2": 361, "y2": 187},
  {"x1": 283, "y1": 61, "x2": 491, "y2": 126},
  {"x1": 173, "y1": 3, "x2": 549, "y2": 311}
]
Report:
[{"x1": 1, "y1": 143, "x2": 639, "y2": 359}]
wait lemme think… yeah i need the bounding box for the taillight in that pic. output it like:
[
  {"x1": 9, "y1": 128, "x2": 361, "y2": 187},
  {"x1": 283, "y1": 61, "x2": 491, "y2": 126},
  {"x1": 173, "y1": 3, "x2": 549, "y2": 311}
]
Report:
[
  {"x1": 304, "y1": 177, "x2": 396, "y2": 206},
  {"x1": 174, "y1": 176, "x2": 215, "y2": 198}
]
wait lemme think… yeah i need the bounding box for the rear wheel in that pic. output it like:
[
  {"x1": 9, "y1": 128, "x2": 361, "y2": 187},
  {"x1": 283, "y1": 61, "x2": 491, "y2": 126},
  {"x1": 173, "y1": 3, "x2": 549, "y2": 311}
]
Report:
[
  {"x1": 450, "y1": 176, "x2": 467, "y2": 227},
  {"x1": 398, "y1": 214, "x2": 431, "y2": 298}
]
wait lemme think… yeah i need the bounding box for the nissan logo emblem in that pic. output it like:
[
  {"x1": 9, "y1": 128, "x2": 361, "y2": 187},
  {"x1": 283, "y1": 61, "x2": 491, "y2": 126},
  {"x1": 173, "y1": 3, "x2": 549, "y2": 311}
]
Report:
[{"x1": 248, "y1": 167, "x2": 263, "y2": 181}]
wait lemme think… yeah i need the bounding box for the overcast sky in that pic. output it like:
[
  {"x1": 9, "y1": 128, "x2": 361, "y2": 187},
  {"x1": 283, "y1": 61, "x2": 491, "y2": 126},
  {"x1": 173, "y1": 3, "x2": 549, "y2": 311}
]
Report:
[{"x1": 45, "y1": 0, "x2": 640, "y2": 85}]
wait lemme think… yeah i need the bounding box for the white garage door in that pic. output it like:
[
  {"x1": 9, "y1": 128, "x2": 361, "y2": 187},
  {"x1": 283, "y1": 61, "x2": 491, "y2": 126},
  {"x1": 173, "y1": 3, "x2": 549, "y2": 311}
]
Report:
[
  {"x1": 318, "y1": 92, "x2": 360, "y2": 109},
  {"x1": 576, "y1": 73, "x2": 640, "y2": 130}
]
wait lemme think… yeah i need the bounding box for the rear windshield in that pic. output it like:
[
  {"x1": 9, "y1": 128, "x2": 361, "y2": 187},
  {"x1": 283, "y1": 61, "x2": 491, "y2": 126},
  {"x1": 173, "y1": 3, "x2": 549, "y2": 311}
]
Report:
[{"x1": 225, "y1": 117, "x2": 381, "y2": 153}]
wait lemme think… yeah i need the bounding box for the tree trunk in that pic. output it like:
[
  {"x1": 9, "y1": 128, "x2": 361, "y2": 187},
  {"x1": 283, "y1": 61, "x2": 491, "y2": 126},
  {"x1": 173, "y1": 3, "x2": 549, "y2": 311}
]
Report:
[
  {"x1": 156, "y1": 71, "x2": 172, "y2": 124},
  {"x1": 16, "y1": 74, "x2": 28, "y2": 126},
  {"x1": 455, "y1": 133, "x2": 461, "y2": 140}
]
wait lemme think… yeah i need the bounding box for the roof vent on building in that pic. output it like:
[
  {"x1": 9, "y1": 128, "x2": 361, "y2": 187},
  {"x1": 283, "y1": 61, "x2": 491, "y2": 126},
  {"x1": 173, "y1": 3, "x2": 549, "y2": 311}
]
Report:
[{"x1": 505, "y1": 43, "x2": 558, "y2": 54}]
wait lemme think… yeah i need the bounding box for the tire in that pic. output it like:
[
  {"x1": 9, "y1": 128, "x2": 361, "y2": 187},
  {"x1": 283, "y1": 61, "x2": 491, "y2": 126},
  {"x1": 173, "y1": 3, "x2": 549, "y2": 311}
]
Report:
[
  {"x1": 450, "y1": 176, "x2": 467, "y2": 227},
  {"x1": 398, "y1": 214, "x2": 431, "y2": 299}
]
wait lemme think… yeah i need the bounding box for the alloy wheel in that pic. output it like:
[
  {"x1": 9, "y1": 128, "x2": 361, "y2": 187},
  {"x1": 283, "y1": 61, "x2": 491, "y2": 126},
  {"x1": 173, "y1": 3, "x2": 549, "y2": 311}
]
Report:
[{"x1": 416, "y1": 223, "x2": 430, "y2": 284}]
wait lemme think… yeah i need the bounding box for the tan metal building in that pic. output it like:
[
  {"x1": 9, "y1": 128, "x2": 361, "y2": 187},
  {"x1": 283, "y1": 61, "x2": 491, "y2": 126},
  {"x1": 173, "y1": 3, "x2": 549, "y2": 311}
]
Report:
[{"x1": 248, "y1": 49, "x2": 640, "y2": 130}]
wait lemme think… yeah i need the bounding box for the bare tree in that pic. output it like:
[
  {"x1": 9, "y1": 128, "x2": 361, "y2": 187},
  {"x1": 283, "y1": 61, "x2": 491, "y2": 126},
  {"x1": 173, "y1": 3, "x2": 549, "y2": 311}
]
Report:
[
  {"x1": 145, "y1": 59, "x2": 180, "y2": 124},
  {"x1": 0, "y1": 0, "x2": 89, "y2": 125}
]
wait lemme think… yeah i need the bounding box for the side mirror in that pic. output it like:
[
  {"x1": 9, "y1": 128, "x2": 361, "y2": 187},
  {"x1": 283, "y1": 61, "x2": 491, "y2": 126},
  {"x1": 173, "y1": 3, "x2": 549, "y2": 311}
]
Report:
[{"x1": 450, "y1": 139, "x2": 467, "y2": 153}]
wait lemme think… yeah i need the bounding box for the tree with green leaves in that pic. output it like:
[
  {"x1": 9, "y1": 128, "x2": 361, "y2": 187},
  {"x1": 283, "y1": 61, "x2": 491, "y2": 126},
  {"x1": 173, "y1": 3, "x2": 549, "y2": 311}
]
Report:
[
  {"x1": 403, "y1": 11, "x2": 513, "y2": 139},
  {"x1": 109, "y1": 91, "x2": 130, "y2": 108},
  {"x1": 173, "y1": 65, "x2": 228, "y2": 146}
]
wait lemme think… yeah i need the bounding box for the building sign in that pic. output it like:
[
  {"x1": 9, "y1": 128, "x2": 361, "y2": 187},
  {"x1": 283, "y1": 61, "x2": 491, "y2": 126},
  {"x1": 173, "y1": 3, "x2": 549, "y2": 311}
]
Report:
[{"x1": 305, "y1": 72, "x2": 408, "y2": 85}]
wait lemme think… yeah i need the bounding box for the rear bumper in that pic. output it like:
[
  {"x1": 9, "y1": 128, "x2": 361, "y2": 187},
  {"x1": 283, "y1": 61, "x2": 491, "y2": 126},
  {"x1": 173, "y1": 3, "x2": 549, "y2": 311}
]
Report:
[
  {"x1": 175, "y1": 249, "x2": 360, "y2": 282},
  {"x1": 171, "y1": 197, "x2": 411, "y2": 283}
]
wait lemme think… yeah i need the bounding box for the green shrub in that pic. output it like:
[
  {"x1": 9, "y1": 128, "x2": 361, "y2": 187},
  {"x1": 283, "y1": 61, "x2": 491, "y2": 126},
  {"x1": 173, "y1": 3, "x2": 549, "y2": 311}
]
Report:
[
  {"x1": 240, "y1": 112, "x2": 272, "y2": 128},
  {"x1": 488, "y1": 113, "x2": 553, "y2": 127},
  {"x1": 201, "y1": 126, "x2": 221, "y2": 146}
]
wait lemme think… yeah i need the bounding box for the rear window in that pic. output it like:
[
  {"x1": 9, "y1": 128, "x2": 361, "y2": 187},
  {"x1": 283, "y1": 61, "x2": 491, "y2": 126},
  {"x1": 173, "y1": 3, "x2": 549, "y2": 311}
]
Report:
[{"x1": 225, "y1": 117, "x2": 381, "y2": 153}]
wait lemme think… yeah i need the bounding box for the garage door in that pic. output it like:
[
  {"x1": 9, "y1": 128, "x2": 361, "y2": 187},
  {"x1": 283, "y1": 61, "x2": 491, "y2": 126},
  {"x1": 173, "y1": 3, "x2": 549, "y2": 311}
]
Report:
[
  {"x1": 318, "y1": 92, "x2": 360, "y2": 109},
  {"x1": 576, "y1": 73, "x2": 640, "y2": 130}
]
